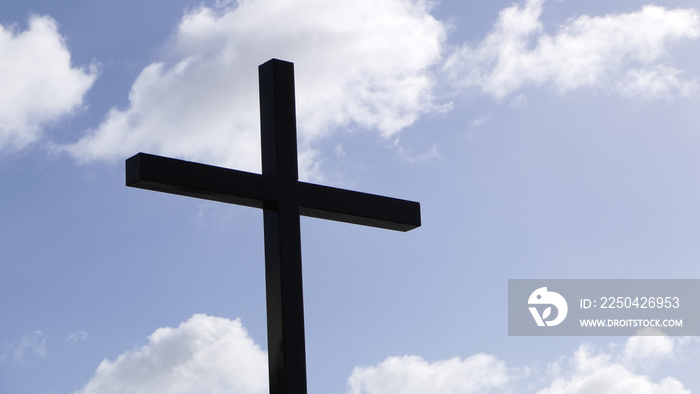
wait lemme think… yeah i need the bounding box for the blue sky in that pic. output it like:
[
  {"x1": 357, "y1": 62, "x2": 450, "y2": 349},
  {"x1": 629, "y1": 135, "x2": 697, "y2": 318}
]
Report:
[{"x1": 2, "y1": 0, "x2": 700, "y2": 392}]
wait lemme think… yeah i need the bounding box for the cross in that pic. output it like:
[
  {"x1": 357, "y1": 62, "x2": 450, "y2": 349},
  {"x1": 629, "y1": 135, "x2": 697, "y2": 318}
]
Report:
[{"x1": 125, "y1": 59, "x2": 421, "y2": 393}]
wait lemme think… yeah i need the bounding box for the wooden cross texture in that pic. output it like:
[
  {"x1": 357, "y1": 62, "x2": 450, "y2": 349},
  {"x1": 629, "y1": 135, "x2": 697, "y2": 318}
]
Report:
[{"x1": 125, "y1": 59, "x2": 421, "y2": 394}]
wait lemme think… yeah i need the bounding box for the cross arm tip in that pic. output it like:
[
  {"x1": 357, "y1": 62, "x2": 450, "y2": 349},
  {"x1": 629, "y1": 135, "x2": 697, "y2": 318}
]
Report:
[
  {"x1": 299, "y1": 182, "x2": 421, "y2": 232},
  {"x1": 125, "y1": 152, "x2": 146, "y2": 186}
]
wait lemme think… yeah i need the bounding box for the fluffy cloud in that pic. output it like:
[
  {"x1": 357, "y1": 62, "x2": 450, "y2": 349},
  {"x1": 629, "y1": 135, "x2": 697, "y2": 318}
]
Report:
[
  {"x1": 347, "y1": 335, "x2": 690, "y2": 394},
  {"x1": 0, "y1": 15, "x2": 97, "y2": 152},
  {"x1": 346, "y1": 354, "x2": 512, "y2": 393},
  {"x1": 620, "y1": 328, "x2": 676, "y2": 369},
  {"x1": 64, "y1": 0, "x2": 446, "y2": 177},
  {"x1": 538, "y1": 340, "x2": 688, "y2": 394},
  {"x1": 444, "y1": 0, "x2": 700, "y2": 99},
  {"x1": 75, "y1": 315, "x2": 693, "y2": 394},
  {"x1": 74, "y1": 314, "x2": 268, "y2": 394}
]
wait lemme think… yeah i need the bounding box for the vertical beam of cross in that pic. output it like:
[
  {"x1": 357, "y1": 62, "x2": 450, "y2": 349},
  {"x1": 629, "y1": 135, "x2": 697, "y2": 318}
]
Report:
[{"x1": 259, "y1": 59, "x2": 307, "y2": 393}]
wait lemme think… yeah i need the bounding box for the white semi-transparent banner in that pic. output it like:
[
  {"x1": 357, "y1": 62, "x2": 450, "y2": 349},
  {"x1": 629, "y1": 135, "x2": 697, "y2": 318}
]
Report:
[{"x1": 508, "y1": 279, "x2": 700, "y2": 336}]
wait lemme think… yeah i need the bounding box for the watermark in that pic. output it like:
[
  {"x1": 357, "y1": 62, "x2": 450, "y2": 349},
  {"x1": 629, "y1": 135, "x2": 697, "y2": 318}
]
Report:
[
  {"x1": 508, "y1": 279, "x2": 700, "y2": 336},
  {"x1": 528, "y1": 287, "x2": 568, "y2": 327}
]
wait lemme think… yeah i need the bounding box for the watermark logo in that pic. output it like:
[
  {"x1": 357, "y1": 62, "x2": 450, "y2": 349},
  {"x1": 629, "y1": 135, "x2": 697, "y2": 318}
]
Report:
[
  {"x1": 510, "y1": 280, "x2": 700, "y2": 336},
  {"x1": 528, "y1": 287, "x2": 568, "y2": 327}
]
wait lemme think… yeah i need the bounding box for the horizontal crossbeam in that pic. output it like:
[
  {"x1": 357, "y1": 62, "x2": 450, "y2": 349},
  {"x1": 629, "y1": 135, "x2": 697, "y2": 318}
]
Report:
[{"x1": 126, "y1": 152, "x2": 421, "y2": 231}]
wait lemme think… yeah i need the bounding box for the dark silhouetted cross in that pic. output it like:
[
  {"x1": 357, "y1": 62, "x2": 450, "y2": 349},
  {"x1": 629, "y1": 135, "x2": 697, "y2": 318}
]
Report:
[{"x1": 125, "y1": 59, "x2": 421, "y2": 394}]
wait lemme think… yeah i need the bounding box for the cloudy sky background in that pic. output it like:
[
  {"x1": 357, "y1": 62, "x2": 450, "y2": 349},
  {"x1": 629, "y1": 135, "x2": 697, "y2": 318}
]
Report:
[{"x1": 2, "y1": 0, "x2": 700, "y2": 392}]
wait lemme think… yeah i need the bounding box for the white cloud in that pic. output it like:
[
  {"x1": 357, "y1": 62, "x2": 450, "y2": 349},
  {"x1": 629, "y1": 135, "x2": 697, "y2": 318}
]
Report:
[
  {"x1": 63, "y1": 0, "x2": 446, "y2": 178},
  {"x1": 346, "y1": 354, "x2": 512, "y2": 393},
  {"x1": 444, "y1": 0, "x2": 700, "y2": 99},
  {"x1": 0, "y1": 15, "x2": 97, "y2": 152},
  {"x1": 76, "y1": 315, "x2": 694, "y2": 394},
  {"x1": 347, "y1": 335, "x2": 691, "y2": 394},
  {"x1": 620, "y1": 328, "x2": 676, "y2": 370},
  {"x1": 66, "y1": 331, "x2": 89, "y2": 344},
  {"x1": 618, "y1": 65, "x2": 699, "y2": 99},
  {"x1": 538, "y1": 340, "x2": 688, "y2": 394},
  {"x1": 74, "y1": 314, "x2": 268, "y2": 394},
  {"x1": 11, "y1": 330, "x2": 47, "y2": 363}
]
